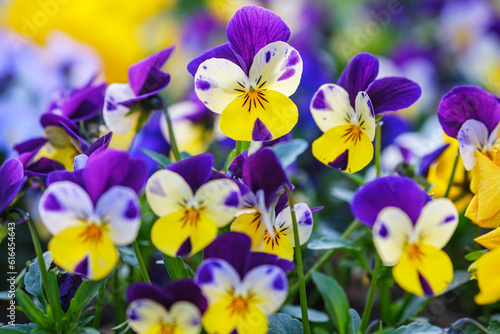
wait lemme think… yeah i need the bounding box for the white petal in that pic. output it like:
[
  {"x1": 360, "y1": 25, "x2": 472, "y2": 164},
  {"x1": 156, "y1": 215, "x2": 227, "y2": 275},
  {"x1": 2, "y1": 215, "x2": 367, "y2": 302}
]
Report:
[
  {"x1": 373, "y1": 207, "x2": 414, "y2": 265},
  {"x1": 248, "y1": 41, "x2": 303, "y2": 97},
  {"x1": 194, "y1": 58, "x2": 250, "y2": 114},
  {"x1": 95, "y1": 186, "x2": 141, "y2": 245},
  {"x1": 103, "y1": 83, "x2": 138, "y2": 135},
  {"x1": 145, "y1": 169, "x2": 194, "y2": 217},
  {"x1": 354, "y1": 91, "x2": 376, "y2": 140},
  {"x1": 274, "y1": 203, "x2": 313, "y2": 246},
  {"x1": 195, "y1": 258, "x2": 241, "y2": 305},
  {"x1": 195, "y1": 179, "x2": 241, "y2": 228},
  {"x1": 240, "y1": 265, "x2": 288, "y2": 314},
  {"x1": 457, "y1": 119, "x2": 490, "y2": 170},
  {"x1": 38, "y1": 181, "x2": 92, "y2": 235},
  {"x1": 127, "y1": 299, "x2": 170, "y2": 333},
  {"x1": 414, "y1": 198, "x2": 458, "y2": 250},
  {"x1": 487, "y1": 122, "x2": 500, "y2": 148},
  {"x1": 310, "y1": 84, "x2": 354, "y2": 133},
  {"x1": 169, "y1": 301, "x2": 202, "y2": 334}
]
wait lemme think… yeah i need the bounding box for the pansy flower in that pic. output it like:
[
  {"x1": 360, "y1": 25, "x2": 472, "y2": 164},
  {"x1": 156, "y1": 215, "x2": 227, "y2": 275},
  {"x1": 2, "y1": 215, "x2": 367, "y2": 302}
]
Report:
[
  {"x1": 228, "y1": 149, "x2": 313, "y2": 260},
  {"x1": 195, "y1": 232, "x2": 294, "y2": 334},
  {"x1": 188, "y1": 5, "x2": 303, "y2": 142},
  {"x1": 103, "y1": 46, "x2": 174, "y2": 148},
  {"x1": 39, "y1": 150, "x2": 146, "y2": 280},
  {"x1": 351, "y1": 176, "x2": 459, "y2": 296},
  {"x1": 145, "y1": 154, "x2": 241, "y2": 257},
  {"x1": 0, "y1": 159, "x2": 26, "y2": 215},
  {"x1": 127, "y1": 280, "x2": 207, "y2": 334},
  {"x1": 310, "y1": 53, "x2": 421, "y2": 173}
]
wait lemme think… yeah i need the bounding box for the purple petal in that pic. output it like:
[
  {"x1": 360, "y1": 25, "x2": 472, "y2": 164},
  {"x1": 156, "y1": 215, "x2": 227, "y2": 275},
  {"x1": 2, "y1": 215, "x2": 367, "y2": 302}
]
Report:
[
  {"x1": 418, "y1": 143, "x2": 450, "y2": 177},
  {"x1": 0, "y1": 159, "x2": 26, "y2": 214},
  {"x1": 227, "y1": 151, "x2": 248, "y2": 180},
  {"x1": 165, "y1": 154, "x2": 214, "y2": 193},
  {"x1": 47, "y1": 169, "x2": 85, "y2": 189},
  {"x1": 57, "y1": 273, "x2": 83, "y2": 312},
  {"x1": 83, "y1": 150, "x2": 147, "y2": 205},
  {"x1": 40, "y1": 113, "x2": 80, "y2": 136},
  {"x1": 438, "y1": 85, "x2": 500, "y2": 138},
  {"x1": 60, "y1": 83, "x2": 106, "y2": 122},
  {"x1": 337, "y1": 53, "x2": 379, "y2": 107},
  {"x1": 187, "y1": 43, "x2": 241, "y2": 76},
  {"x1": 350, "y1": 176, "x2": 431, "y2": 227},
  {"x1": 242, "y1": 148, "x2": 290, "y2": 208},
  {"x1": 203, "y1": 232, "x2": 252, "y2": 278},
  {"x1": 247, "y1": 252, "x2": 294, "y2": 275},
  {"x1": 252, "y1": 118, "x2": 273, "y2": 141},
  {"x1": 366, "y1": 77, "x2": 421, "y2": 115},
  {"x1": 128, "y1": 46, "x2": 174, "y2": 96},
  {"x1": 163, "y1": 280, "x2": 208, "y2": 314},
  {"x1": 127, "y1": 282, "x2": 174, "y2": 308},
  {"x1": 84, "y1": 132, "x2": 113, "y2": 156},
  {"x1": 14, "y1": 137, "x2": 47, "y2": 155},
  {"x1": 226, "y1": 6, "x2": 290, "y2": 74},
  {"x1": 24, "y1": 158, "x2": 65, "y2": 178}
]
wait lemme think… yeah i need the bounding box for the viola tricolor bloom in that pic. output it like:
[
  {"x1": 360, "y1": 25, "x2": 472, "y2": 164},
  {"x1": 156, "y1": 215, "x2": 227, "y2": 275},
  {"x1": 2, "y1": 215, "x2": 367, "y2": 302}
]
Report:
[
  {"x1": 351, "y1": 176, "x2": 458, "y2": 296},
  {"x1": 195, "y1": 232, "x2": 294, "y2": 334},
  {"x1": 127, "y1": 280, "x2": 207, "y2": 334},
  {"x1": 0, "y1": 159, "x2": 26, "y2": 215},
  {"x1": 38, "y1": 150, "x2": 146, "y2": 280},
  {"x1": 188, "y1": 5, "x2": 303, "y2": 142},
  {"x1": 145, "y1": 154, "x2": 241, "y2": 257},
  {"x1": 437, "y1": 85, "x2": 500, "y2": 171},
  {"x1": 310, "y1": 53, "x2": 421, "y2": 173},
  {"x1": 228, "y1": 149, "x2": 313, "y2": 260},
  {"x1": 103, "y1": 46, "x2": 174, "y2": 140}
]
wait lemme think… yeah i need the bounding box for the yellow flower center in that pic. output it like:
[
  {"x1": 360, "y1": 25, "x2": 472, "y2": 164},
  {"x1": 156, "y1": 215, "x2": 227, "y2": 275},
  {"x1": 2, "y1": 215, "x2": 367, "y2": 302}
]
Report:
[
  {"x1": 240, "y1": 85, "x2": 269, "y2": 113},
  {"x1": 79, "y1": 224, "x2": 104, "y2": 244},
  {"x1": 343, "y1": 125, "x2": 363, "y2": 145},
  {"x1": 407, "y1": 244, "x2": 424, "y2": 262},
  {"x1": 263, "y1": 227, "x2": 282, "y2": 249},
  {"x1": 159, "y1": 322, "x2": 176, "y2": 334},
  {"x1": 228, "y1": 296, "x2": 251, "y2": 317},
  {"x1": 181, "y1": 209, "x2": 201, "y2": 228}
]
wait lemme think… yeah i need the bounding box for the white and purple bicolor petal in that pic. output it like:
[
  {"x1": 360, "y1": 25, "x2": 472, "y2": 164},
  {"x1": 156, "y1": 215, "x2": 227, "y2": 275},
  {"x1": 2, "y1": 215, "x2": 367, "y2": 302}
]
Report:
[
  {"x1": 458, "y1": 119, "x2": 499, "y2": 170},
  {"x1": 103, "y1": 83, "x2": 138, "y2": 135},
  {"x1": 274, "y1": 203, "x2": 313, "y2": 246},
  {"x1": 0, "y1": 159, "x2": 26, "y2": 214},
  {"x1": 438, "y1": 85, "x2": 500, "y2": 139},
  {"x1": 351, "y1": 176, "x2": 432, "y2": 228}
]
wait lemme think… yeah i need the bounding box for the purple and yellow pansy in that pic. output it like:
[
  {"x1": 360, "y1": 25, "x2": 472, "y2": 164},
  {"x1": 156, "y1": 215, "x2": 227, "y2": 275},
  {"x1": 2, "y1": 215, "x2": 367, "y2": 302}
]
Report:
[
  {"x1": 351, "y1": 176, "x2": 458, "y2": 296},
  {"x1": 188, "y1": 6, "x2": 303, "y2": 142},
  {"x1": 310, "y1": 53, "x2": 421, "y2": 173}
]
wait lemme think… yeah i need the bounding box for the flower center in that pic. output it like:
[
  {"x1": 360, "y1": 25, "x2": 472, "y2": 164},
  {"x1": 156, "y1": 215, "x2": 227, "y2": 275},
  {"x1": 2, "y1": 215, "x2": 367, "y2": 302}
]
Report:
[
  {"x1": 263, "y1": 227, "x2": 282, "y2": 249},
  {"x1": 79, "y1": 224, "x2": 104, "y2": 244},
  {"x1": 181, "y1": 209, "x2": 201, "y2": 228},
  {"x1": 241, "y1": 86, "x2": 269, "y2": 113},
  {"x1": 228, "y1": 296, "x2": 251, "y2": 317},
  {"x1": 159, "y1": 322, "x2": 176, "y2": 334},
  {"x1": 342, "y1": 125, "x2": 363, "y2": 145},
  {"x1": 407, "y1": 244, "x2": 424, "y2": 261}
]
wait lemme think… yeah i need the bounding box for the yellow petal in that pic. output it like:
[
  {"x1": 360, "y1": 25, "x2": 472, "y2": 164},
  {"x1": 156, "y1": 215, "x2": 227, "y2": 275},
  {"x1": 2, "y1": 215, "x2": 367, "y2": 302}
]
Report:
[
  {"x1": 474, "y1": 227, "x2": 500, "y2": 250},
  {"x1": 392, "y1": 245, "x2": 453, "y2": 296},
  {"x1": 88, "y1": 231, "x2": 119, "y2": 280},
  {"x1": 189, "y1": 213, "x2": 219, "y2": 255},
  {"x1": 202, "y1": 300, "x2": 238, "y2": 334},
  {"x1": 235, "y1": 303, "x2": 269, "y2": 334},
  {"x1": 263, "y1": 232, "x2": 294, "y2": 261},
  {"x1": 48, "y1": 226, "x2": 89, "y2": 274},
  {"x1": 220, "y1": 90, "x2": 298, "y2": 141},
  {"x1": 151, "y1": 212, "x2": 192, "y2": 257},
  {"x1": 231, "y1": 211, "x2": 265, "y2": 251},
  {"x1": 312, "y1": 124, "x2": 374, "y2": 173},
  {"x1": 475, "y1": 248, "x2": 500, "y2": 305}
]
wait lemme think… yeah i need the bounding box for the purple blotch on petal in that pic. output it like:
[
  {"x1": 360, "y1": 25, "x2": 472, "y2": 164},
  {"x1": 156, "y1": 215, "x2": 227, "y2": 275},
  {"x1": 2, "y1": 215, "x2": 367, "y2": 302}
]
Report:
[
  {"x1": 299, "y1": 210, "x2": 313, "y2": 225},
  {"x1": 74, "y1": 257, "x2": 89, "y2": 277},
  {"x1": 177, "y1": 238, "x2": 192, "y2": 257},
  {"x1": 418, "y1": 273, "x2": 433, "y2": 296},
  {"x1": 252, "y1": 118, "x2": 273, "y2": 141},
  {"x1": 328, "y1": 150, "x2": 349, "y2": 170},
  {"x1": 312, "y1": 90, "x2": 326, "y2": 109},
  {"x1": 277, "y1": 68, "x2": 295, "y2": 81},
  {"x1": 273, "y1": 274, "x2": 285, "y2": 290},
  {"x1": 443, "y1": 215, "x2": 456, "y2": 223},
  {"x1": 286, "y1": 50, "x2": 300, "y2": 67},
  {"x1": 224, "y1": 191, "x2": 240, "y2": 207},
  {"x1": 195, "y1": 79, "x2": 211, "y2": 91},
  {"x1": 378, "y1": 224, "x2": 389, "y2": 238},
  {"x1": 44, "y1": 193, "x2": 62, "y2": 211},
  {"x1": 125, "y1": 200, "x2": 138, "y2": 219},
  {"x1": 265, "y1": 51, "x2": 271, "y2": 63},
  {"x1": 128, "y1": 308, "x2": 139, "y2": 320}
]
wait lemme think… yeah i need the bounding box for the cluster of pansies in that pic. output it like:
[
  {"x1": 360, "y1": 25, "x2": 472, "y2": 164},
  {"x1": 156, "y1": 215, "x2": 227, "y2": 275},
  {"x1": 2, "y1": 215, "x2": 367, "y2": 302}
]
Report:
[{"x1": 2, "y1": 1, "x2": 500, "y2": 334}]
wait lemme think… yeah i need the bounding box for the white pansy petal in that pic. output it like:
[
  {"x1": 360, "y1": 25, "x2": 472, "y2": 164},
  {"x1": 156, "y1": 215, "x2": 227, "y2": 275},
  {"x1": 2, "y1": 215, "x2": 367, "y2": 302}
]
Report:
[
  {"x1": 354, "y1": 91, "x2": 376, "y2": 140},
  {"x1": 241, "y1": 265, "x2": 288, "y2": 314},
  {"x1": 373, "y1": 207, "x2": 414, "y2": 265},
  {"x1": 310, "y1": 84, "x2": 354, "y2": 132},
  {"x1": 195, "y1": 179, "x2": 241, "y2": 228},
  {"x1": 127, "y1": 299, "x2": 169, "y2": 333},
  {"x1": 195, "y1": 258, "x2": 241, "y2": 305},
  {"x1": 103, "y1": 83, "x2": 138, "y2": 135},
  {"x1": 415, "y1": 198, "x2": 458, "y2": 250},
  {"x1": 95, "y1": 186, "x2": 141, "y2": 245},
  {"x1": 194, "y1": 58, "x2": 250, "y2": 114},
  {"x1": 457, "y1": 119, "x2": 489, "y2": 170},
  {"x1": 487, "y1": 122, "x2": 500, "y2": 148},
  {"x1": 145, "y1": 169, "x2": 193, "y2": 217},
  {"x1": 39, "y1": 181, "x2": 92, "y2": 235},
  {"x1": 249, "y1": 41, "x2": 303, "y2": 97},
  {"x1": 169, "y1": 301, "x2": 202, "y2": 334},
  {"x1": 274, "y1": 203, "x2": 313, "y2": 246}
]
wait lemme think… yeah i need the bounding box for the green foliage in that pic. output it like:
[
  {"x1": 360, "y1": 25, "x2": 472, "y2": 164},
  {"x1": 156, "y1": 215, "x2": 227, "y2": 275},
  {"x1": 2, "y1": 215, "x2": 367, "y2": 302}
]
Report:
[
  {"x1": 268, "y1": 313, "x2": 304, "y2": 334},
  {"x1": 281, "y1": 305, "x2": 329, "y2": 323},
  {"x1": 271, "y1": 139, "x2": 308, "y2": 168},
  {"x1": 161, "y1": 253, "x2": 190, "y2": 280},
  {"x1": 140, "y1": 148, "x2": 172, "y2": 168}
]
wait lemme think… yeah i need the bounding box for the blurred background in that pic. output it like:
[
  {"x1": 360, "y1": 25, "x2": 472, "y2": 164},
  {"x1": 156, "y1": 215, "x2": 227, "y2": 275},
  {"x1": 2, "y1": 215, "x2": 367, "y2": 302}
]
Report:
[{"x1": 1, "y1": 0, "x2": 500, "y2": 330}]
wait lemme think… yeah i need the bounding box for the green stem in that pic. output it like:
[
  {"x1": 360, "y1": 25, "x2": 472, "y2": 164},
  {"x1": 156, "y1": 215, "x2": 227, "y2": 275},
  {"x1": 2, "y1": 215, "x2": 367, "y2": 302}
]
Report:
[
  {"x1": 288, "y1": 219, "x2": 359, "y2": 299},
  {"x1": 359, "y1": 256, "x2": 382, "y2": 333},
  {"x1": 379, "y1": 279, "x2": 391, "y2": 324},
  {"x1": 26, "y1": 213, "x2": 49, "y2": 301},
  {"x1": 235, "y1": 140, "x2": 243, "y2": 156},
  {"x1": 450, "y1": 318, "x2": 490, "y2": 334},
  {"x1": 395, "y1": 292, "x2": 412, "y2": 324},
  {"x1": 161, "y1": 98, "x2": 181, "y2": 162},
  {"x1": 93, "y1": 282, "x2": 105, "y2": 330},
  {"x1": 375, "y1": 120, "x2": 382, "y2": 178},
  {"x1": 113, "y1": 266, "x2": 125, "y2": 331},
  {"x1": 444, "y1": 149, "x2": 460, "y2": 199},
  {"x1": 285, "y1": 184, "x2": 311, "y2": 334},
  {"x1": 132, "y1": 240, "x2": 151, "y2": 283}
]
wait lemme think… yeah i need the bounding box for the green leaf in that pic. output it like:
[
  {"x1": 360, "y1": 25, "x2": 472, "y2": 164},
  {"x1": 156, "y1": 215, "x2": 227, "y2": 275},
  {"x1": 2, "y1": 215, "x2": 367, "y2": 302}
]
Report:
[
  {"x1": 140, "y1": 149, "x2": 171, "y2": 168},
  {"x1": 0, "y1": 324, "x2": 36, "y2": 333},
  {"x1": 489, "y1": 320, "x2": 500, "y2": 334},
  {"x1": 180, "y1": 152, "x2": 192, "y2": 160},
  {"x1": 271, "y1": 139, "x2": 308, "y2": 168},
  {"x1": 311, "y1": 271, "x2": 350, "y2": 334},
  {"x1": 267, "y1": 313, "x2": 303, "y2": 334},
  {"x1": 465, "y1": 250, "x2": 486, "y2": 261},
  {"x1": 45, "y1": 271, "x2": 64, "y2": 328},
  {"x1": 15, "y1": 290, "x2": 48, "y2": 327},
  {"x1": 308, "y1": 237, "x2": 371, "y2": 273},
  {"x1": 281, "y1": 305, "x2": 329, "y2": 323},
  {"x1": 394, "y1": 322, "x2": 441, "y2": 333},
  {"x1": 24, "y1": 252, "x2": 52, "y2": 302},
  {"x1": 375, "y1": 114, "x2": 384, "y2": 121},
  {"x1": 331, "y1": 187, "x2": 354, "y2": 203},
  {"x1": 161, "y1": 253, "x2": 190, "y2": 280},
  {"x1": 65, "y1": 279, "x2": 104, "y2": 322},
  {"x1": 349, "y1": 309, "x2": 361, "y2": 334},
  {"x1": 73, "y1": 328, "x2": 101, "y2": 334}
]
